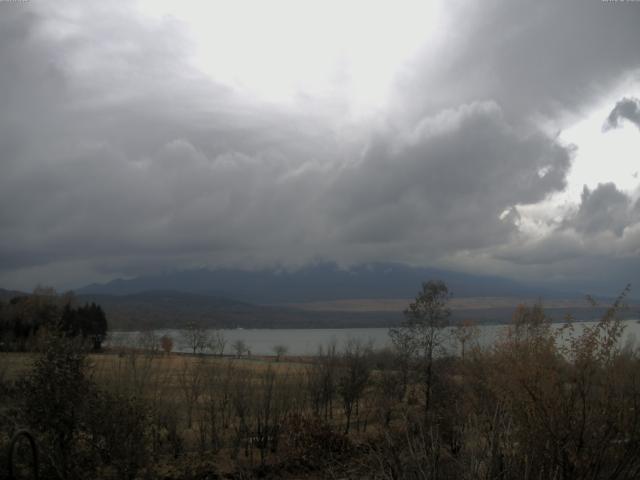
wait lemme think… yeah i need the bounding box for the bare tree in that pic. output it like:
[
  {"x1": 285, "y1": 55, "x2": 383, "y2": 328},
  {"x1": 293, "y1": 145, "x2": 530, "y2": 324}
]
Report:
[
  {"x1": 208, "y1": 329, "x2": 227, "y2": 356},
  {"x1": 374, "y1": 353, "x2": 404, "y2": 427},
  {"x1": 232, "y1": 339, "x2": 247, "y2": 358},
  {"x1": 272, "y1": 344, "x2": 288, "y2": 361},
  {"x1": 389, "y1": 327, "x2": 415, "y2": 400},
  {"x1": 180, "y1": 322, "x2": 210, "y2": 355},
  {"x1": 254, "y1": 366, "x2": 276, "y2": 464},
  {"x1": 202, "y1": 359, "x2": 236, "y2": 453},
  {"x1": 137, "y1": 330, "x2": 159, "y2": 354},
  {"x1": 230, "y1": 369, "x2": 253, "y2": 460},
  {"x1": 109, "y1": 344, "x2": 158, "y2": 398},
  {"x1": 177, "y1": 357, "x2": 204, "y2": 428},
  {"x1": 306, "y1": 340, "x2": 339, "y2": 420},
  {"x1": 452, "y1": 319, "x2": 479, "y2": 361},
  {"x1": 338, "y1": 338, "x2": 372, "y2": 434}
]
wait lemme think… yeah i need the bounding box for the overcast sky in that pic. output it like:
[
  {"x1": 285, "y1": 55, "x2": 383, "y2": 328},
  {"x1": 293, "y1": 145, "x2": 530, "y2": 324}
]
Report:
[{"x1": 1, "y1": 0, "x2": 639, "y2": 295}]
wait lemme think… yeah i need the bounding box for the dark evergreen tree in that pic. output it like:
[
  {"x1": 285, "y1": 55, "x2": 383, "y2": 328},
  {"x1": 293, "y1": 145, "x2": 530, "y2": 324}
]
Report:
[
  {"x1": 0, "y1": 294, "x2": 108, "y2": 351},
  {"x1": 83, "y1": 303, "x2": 108, "y2": 350}
]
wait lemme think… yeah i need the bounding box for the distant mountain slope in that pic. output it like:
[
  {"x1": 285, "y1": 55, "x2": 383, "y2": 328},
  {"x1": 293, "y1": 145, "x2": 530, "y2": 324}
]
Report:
[
  {"x1": 1, "y1": 287, "x2": 404, "y2": 330},
  {"x1": 74, "y1": 291, "x2": 635, "y2": 331},
  {"x1": 3, "y1": 286, "x2": 637, "y2": 331},
  {"x1": 76, "y1": 290, "x2": 266, "y2": 330},
  {"x1": 76, "y1": 290, "x2": 403, "y2": 331},
  {"x1": 0, "y1": 288, "x2": 28, "y2": 301},
  {"x1": 76, "y1": 262, "x2": 573, "y2": 303}
]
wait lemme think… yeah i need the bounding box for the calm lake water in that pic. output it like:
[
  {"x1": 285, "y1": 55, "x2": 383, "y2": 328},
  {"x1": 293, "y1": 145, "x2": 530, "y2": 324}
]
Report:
[{"x1": 109, "y1": 319, "x2": 640, "y2": 356}]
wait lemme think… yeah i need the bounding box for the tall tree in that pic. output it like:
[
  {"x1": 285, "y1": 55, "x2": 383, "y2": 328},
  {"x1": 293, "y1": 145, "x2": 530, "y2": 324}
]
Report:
[
  {"x1": 338, "y1": 339, "x2": 372, "y2": 434},
  {"x1": 81, "y1": 303, "x2": 108, "y2": 350},
  {"x1": 389, "y1": 280, "x2": 451, "y2": 421}
]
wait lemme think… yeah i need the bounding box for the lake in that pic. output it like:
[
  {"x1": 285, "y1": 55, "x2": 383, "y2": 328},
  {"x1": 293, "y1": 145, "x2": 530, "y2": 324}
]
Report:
[{"x1": 109, "y1": 318, "x2": 640, "y2": 356}]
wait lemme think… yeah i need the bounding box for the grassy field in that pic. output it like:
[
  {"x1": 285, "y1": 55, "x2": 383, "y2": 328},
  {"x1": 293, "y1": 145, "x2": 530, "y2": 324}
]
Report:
[
  {"x1": 2, "y1": 348, "x2": 347, "y2": 478},
  {"x1": 0, "y1": 351, "x2": 37, "y2": 381},
  {"x1": 1, "y1": 349, "x2": 310, "y2": 391}
]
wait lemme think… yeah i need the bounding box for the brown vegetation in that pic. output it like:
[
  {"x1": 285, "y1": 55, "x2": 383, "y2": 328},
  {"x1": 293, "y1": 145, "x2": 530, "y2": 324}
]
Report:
[{"x1": 1, "y1": 283, "x2": 639, "y2": 479}]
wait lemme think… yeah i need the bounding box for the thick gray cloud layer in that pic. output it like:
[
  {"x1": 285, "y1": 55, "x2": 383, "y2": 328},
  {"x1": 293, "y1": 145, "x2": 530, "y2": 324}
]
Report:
[
  {"x1": 565, "y1": 183, "x2": 638, "y2": 237},
  {"x1": 1, "y1": 0, "x2": 639, "y2": 292},
  {"x1": 604, "y1": 97, "x2": 640, "y2": 131},
  {"x1": 329, "y1": 102, "x2": 570, "y2": 254},
  {"x1": 495, "y1": 180, "x2": 640, "y2": 293},
  {"x1": 399, "y1": 1, "x2": 640, "y2": 122}
]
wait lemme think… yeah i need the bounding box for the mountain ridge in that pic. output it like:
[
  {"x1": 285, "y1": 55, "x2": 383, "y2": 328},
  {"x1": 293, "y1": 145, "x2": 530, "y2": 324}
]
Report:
[
  {"x1": 3, "y1": 285, "x2": 637, "y2": 331},
  {"x1": 76, "y1": 262, "x2": 581, "y2": 303}
]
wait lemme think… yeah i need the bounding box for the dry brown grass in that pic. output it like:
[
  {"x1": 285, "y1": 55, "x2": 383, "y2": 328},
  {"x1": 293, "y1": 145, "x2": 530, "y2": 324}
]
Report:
[
  {"x1": 1, "y1": 350, "x2": 308, "y2": 396},
  {"x1": 0, "y1": 352, "x2": 37, "y2": 381}
]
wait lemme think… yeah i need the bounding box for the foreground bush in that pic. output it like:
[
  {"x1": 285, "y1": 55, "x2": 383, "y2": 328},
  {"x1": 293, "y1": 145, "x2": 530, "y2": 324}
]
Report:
[{"x1": 17, "y1": 333, "x2": 151, "y2": 480}]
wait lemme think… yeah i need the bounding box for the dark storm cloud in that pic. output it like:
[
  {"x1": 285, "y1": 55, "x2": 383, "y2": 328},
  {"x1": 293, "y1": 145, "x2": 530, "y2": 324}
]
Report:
[
  {"x1": 496, "y1": 183, "x2": 640, "y2": 294},
  {"x1": 604, "y1": 97, "x2": 640, "y2": 131},
  {"x1": 0, "y1": 0, "x2": 639, "y2": 291},
  {"x1": 0, "y1": 3, "x2": 345, "y2": 282},
  {"x1": 494, "y1": 233, "x2": 585, "y2": 266},
  {"x1": 328, "y1": 102, "x2": 571, "y2": 253},
  {"x1": 398, "y1": 0, "x2": 640, "y2": 121},
  {"x1": 564, "y1": 183, "x2": 637, "y2": 237}
]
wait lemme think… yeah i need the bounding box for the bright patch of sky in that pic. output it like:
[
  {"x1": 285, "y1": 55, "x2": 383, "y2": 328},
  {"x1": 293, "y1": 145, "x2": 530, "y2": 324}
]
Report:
[
  {"x1": 517, "y1": 79, "x2": 640, "y2": 237},
  {"x1": 136, "y1": 0, "x2": 444, "y2": 118}
]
